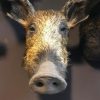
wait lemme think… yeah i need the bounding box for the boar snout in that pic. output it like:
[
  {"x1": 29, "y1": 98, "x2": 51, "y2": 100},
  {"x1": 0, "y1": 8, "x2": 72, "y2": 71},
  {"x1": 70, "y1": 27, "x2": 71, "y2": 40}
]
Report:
[{"x1": 29, "y1": 61, "x2": 67, "y2": 94}]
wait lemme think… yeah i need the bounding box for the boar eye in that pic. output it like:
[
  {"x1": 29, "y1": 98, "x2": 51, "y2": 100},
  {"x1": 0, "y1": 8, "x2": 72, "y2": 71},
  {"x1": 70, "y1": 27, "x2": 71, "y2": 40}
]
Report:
[
  {"x1": 29, "y1": 24, "x2": 35, "y2": 32},
  {"x1": 60, "y1": 22, "x2": 69, "y2": 35}
]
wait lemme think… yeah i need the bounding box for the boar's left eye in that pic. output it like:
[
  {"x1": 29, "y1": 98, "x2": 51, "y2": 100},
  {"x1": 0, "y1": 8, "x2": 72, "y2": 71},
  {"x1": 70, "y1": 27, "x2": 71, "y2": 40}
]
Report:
[{"x1": 59, "y1": 22, "x2": 69, "y2": 35}]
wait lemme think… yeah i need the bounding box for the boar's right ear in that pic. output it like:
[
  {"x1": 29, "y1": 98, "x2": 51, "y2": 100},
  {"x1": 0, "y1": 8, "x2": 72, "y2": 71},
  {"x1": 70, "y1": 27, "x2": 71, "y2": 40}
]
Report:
[
  {"x1": 62, "y1": 0, "x2": 89, "y2": 29},
  {"x1": 1, "y1": 0, "x2": 35, "y2": 26}
]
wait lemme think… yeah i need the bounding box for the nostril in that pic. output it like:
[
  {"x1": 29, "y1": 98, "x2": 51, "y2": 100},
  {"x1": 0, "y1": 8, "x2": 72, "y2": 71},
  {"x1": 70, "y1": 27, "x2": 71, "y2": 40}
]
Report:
[
  {"x1": 35, "y1": 80, "x2": 44, "y2": 87},
  {"x1": 52, "y1": 82, "x2": 59, "y2": 87}
]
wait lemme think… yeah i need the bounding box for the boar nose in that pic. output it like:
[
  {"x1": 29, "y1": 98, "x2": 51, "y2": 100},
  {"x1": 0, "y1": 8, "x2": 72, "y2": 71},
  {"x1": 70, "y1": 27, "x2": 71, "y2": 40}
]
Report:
[{"x1": 29, "y1": 61, "x2": 67, "y2": 94}]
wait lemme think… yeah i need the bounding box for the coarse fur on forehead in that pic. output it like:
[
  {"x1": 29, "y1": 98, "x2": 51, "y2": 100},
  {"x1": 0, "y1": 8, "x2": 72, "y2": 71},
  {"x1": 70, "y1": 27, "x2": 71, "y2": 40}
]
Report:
[
  {"x1": 33, "y1": 10, "x2": 65, "y2": 22},
  {"x1": 25, "y1": 10, "x2": 66, "y2": 28}
]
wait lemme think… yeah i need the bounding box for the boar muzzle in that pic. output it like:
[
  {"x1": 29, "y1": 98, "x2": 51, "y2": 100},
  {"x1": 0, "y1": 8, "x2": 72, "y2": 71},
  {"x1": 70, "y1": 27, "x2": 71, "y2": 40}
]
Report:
[{"x1": 29, "y1": 61, "x2": 67, "y2": 94}]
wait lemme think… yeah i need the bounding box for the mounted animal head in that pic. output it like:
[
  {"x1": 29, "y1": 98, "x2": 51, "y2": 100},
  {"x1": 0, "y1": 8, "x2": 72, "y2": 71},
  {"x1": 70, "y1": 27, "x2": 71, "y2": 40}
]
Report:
[{"x1": 1, "y1": 0, "x2": 88, "y2": 94}]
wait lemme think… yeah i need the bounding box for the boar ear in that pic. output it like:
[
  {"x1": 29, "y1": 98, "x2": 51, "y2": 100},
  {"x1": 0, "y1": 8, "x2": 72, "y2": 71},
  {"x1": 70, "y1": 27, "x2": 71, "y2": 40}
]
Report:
[
  {"x1": 62, "y1": 0, "x2": 89, "y2": 28},
  {"x1": 1, "y1": 0, "x2": 35, "y2": 26}
]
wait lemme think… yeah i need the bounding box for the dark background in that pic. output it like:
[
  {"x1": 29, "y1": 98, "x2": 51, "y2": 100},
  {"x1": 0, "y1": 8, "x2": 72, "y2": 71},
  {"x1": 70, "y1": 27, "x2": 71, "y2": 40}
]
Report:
[{"x1": 0, "y1": 0, "x2": 100, "y2": 100}]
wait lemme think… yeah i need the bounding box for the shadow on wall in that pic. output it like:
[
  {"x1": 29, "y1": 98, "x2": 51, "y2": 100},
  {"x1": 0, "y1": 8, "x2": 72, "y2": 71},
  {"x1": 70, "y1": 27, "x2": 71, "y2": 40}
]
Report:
[{"x1": 0, "y1": 43, "x2": 7, "y2": 58}]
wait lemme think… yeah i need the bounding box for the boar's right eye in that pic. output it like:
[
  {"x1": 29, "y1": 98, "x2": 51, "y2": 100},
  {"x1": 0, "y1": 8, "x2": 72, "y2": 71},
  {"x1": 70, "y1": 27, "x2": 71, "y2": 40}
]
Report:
[{"x1": 29, "y1": 24, "x2": 36, "y2": 33}]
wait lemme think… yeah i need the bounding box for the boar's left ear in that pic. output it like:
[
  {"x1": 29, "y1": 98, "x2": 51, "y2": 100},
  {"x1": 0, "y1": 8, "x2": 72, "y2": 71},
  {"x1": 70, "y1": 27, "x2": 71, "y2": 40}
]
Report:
[{"x1": 62, "y1": 0, "x2": 89, "y2": 28}]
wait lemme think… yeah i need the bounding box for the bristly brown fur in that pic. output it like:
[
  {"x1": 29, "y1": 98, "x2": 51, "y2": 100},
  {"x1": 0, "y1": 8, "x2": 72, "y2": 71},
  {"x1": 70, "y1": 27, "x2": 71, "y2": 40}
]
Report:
[
  {"x1": 23, "y1": 10, "x2": 68, "y2": 74},
  {"x1": 79, "y1": 0, "x2": 100, "y2": 61}
]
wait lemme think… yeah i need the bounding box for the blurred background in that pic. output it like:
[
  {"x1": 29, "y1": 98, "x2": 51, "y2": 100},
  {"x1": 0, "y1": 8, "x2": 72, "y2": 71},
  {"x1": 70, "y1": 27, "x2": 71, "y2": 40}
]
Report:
[{"x1": 0, "y1": 0, "x2": 100, "y2": 100}]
